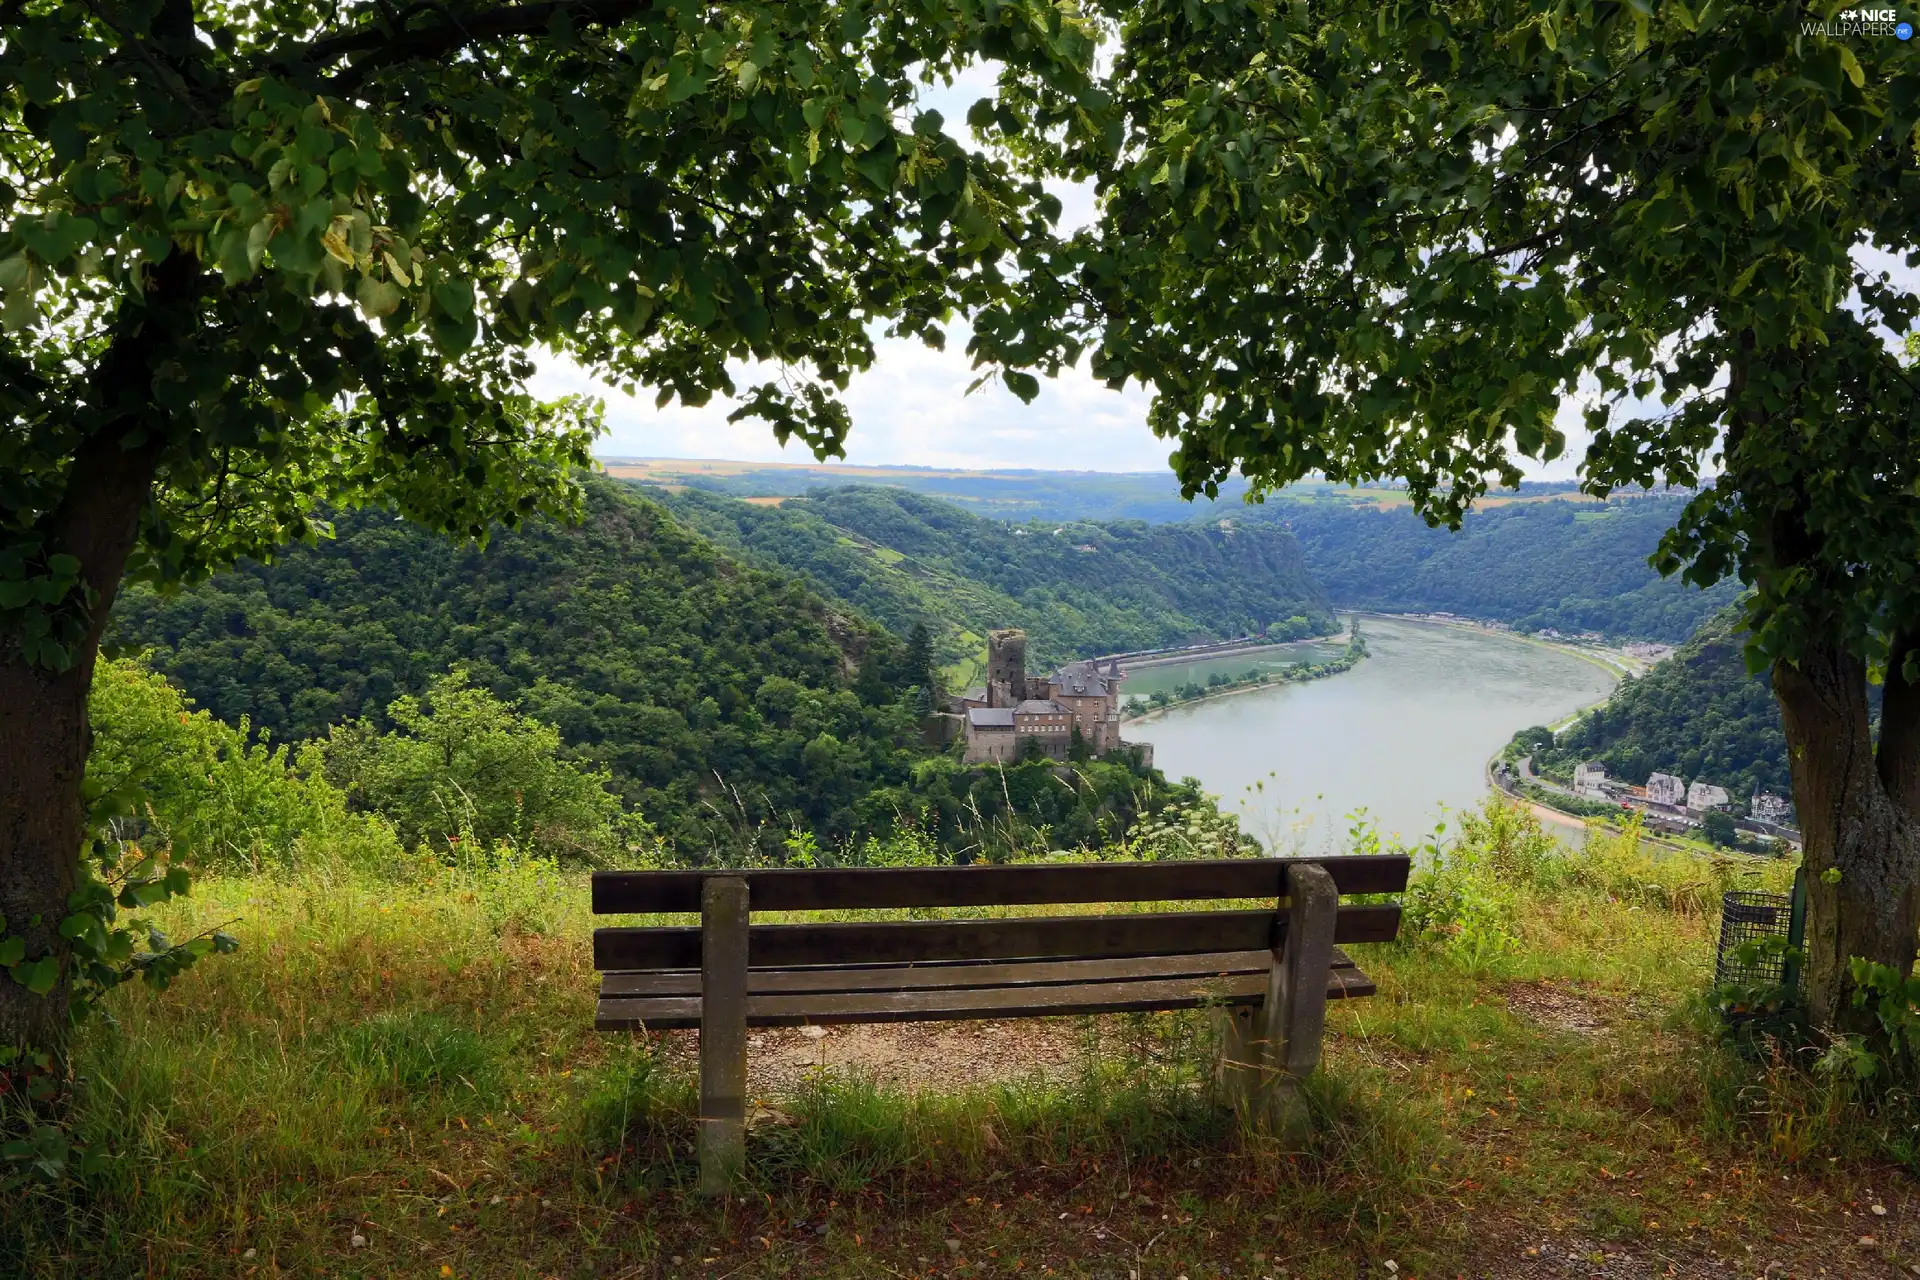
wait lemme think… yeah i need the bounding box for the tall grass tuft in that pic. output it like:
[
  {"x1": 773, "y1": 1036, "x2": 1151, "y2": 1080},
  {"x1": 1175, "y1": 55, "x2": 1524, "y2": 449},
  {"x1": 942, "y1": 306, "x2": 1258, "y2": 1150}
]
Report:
[{"x1": 333, "y1": 1010, "x2": 499, "y2": 1100}]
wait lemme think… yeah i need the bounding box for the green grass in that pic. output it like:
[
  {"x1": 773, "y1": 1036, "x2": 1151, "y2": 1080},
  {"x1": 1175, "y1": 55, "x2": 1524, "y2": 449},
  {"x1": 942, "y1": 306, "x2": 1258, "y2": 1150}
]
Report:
[{"x1": 4, "y1": 806, "x2": 1910, "y2": 1279}]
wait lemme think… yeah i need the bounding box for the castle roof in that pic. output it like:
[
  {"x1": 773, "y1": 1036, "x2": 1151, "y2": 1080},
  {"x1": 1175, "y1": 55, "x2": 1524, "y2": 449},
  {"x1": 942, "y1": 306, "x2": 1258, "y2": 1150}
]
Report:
[
  {"x1": 1046, "y1": 659, "x2": 1122, "y2": 697},
  {"x1": 1015, "y1": 699, "x2": 1067, "y2": 715},
  {"x1": 967, "y1": 707, "x2": 1015, "y2": 729}
]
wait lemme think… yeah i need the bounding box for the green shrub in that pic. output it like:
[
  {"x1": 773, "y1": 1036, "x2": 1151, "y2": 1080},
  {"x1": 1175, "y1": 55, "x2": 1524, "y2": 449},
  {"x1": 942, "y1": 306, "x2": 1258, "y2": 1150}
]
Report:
[
  {"x1": 1398, "y1": 839, "x2": 1518, "y2": 976},
  {"x1": 87, "y1": 656, "x2": 400, "y2": 872},
  {"x1": 322, "y1": 669, "x2": 646, "y2": 862}
]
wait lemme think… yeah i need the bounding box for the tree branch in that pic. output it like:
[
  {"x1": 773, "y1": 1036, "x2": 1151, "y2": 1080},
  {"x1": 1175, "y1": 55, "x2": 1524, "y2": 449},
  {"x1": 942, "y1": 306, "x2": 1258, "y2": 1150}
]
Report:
[
  {"x1": 1466, "y1": 229, "x2": 1561, "y2": 266},
  {"x1": 262, "y1": 0, "x2": 656, "y2": 92}
]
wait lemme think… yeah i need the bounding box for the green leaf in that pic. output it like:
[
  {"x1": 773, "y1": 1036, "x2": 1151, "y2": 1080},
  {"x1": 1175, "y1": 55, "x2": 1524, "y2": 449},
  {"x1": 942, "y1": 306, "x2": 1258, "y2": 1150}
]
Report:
[
  {"x1": 433, "y1": 277, "x2": 475, "y2": 319},
  {"x1": 15, "y1": 955, "x2": 60, "y2": 995},
  {"x1": 1002, "y1": 370, "x2": 1041, "y2": 402},
  {"x1": 1837, "y1": 45, "x2": 1865, "y2": 89},
  {"x1": 357, "y1": 275, "x2": 403, "y2": 319}
]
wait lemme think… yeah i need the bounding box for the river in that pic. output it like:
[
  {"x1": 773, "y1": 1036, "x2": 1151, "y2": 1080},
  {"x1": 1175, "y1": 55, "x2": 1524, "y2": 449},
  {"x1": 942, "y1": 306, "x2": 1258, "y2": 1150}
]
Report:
[{"x1": 1129, "y1": 616, "x2": 1620, "y2": 852}]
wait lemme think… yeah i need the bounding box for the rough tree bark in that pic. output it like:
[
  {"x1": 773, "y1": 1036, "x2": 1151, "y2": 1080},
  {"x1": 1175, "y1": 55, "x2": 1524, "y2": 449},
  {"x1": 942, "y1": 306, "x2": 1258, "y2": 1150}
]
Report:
[
  {"x1": 1728, "y1": 337, "x2": 1920, "y2": 1028},
  {"x1": 1776, "y1": 631, "x2": 1920, "y2": 1029},
  {"x1": 0, "y1": 252, "x2": 197, "y2": 1060}
]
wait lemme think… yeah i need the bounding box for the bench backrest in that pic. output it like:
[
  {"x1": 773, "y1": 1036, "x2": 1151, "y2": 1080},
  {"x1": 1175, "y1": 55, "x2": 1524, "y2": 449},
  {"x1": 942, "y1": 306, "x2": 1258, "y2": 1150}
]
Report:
[{"x1": 591, "y1": 856, "x2": 1408, "y2": 971}]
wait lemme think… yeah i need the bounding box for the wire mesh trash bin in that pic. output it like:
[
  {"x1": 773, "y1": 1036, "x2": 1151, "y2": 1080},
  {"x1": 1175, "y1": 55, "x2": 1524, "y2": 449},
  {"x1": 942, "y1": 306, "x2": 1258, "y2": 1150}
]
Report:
[{"x1": 1715, "y1": 866, "x2": 1808, "y2": 993}]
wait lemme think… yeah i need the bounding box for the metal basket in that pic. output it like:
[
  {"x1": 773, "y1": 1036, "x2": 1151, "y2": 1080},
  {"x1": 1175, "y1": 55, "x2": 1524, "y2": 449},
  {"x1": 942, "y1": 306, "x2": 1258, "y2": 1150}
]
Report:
[{"x1": 1714, "y1": 889, "x2": 1793, "y2": 988}]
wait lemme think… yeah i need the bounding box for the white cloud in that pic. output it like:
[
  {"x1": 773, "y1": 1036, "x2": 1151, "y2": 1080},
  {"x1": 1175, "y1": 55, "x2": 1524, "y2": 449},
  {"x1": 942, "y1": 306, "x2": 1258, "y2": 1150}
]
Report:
[{"x1": 532, "y1": 337, "x2": 1174, "y2": 471}]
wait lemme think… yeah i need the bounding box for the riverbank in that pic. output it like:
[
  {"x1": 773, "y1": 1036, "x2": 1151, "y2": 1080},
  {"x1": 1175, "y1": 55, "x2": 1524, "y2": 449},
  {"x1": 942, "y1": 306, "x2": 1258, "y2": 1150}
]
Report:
[
  {"x1": 1122, "y1": 622, "x2": 1367, "y2": 725},
  {"x1": 1348, "y1": 609, "x2": 1644, "y2": 683},
  {"x1": 1102, "y1": 627, "x2": 1346, "y2": 672}
]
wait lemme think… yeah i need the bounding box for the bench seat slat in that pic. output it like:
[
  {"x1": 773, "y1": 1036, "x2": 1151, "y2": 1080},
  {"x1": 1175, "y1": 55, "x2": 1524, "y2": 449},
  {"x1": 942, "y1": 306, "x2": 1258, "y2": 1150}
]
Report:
[
  {"x1": 593, "y1": 905, "x2": 1400, "y2": 971},
  {"x1": 592, "y1": 855, "x2": 1409, "y2": 914},
  {"x1": 599, "y1": 947, "x2": 1360, "y2": 998},
  {"x1": 595, "y1": 965, "x2": 1377, "y2": 1030}
]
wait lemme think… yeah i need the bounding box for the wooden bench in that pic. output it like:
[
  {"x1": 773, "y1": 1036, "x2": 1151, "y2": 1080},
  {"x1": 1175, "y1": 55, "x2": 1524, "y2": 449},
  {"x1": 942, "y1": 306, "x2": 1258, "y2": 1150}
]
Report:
[{"x1": 590, "y1": 855, "x2": 1408, "y2": 1189}]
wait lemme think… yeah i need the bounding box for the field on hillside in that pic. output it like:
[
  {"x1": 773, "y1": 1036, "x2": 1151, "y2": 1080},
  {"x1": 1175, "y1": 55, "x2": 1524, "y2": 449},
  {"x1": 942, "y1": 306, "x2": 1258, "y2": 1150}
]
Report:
[{"x1": 9, "y1": 804, "x2": 1909, "y2": 1280}]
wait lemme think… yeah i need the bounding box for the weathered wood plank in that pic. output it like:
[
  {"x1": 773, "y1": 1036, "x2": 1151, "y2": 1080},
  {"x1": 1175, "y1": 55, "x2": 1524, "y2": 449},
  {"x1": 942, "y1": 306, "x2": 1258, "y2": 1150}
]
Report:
[
  {"x1": 696, "y1": 877, "x2": 749, "y2": 1194},
  {"x1": 595, "y1": 966, "x2": 1378, "y2": 1030},
  {"x1": 592, "y1": 905, "x2": 1401, "y2": 971},
  {"x1": 1268, "y1": 859, "x2": 1339, "y2": 1137},
  {"x1": 592, "y1": 856, "x2": 1410, "y2": 914},
  {"x1": 599, "y1": 948, "x2": 1361, "y2": 998}
]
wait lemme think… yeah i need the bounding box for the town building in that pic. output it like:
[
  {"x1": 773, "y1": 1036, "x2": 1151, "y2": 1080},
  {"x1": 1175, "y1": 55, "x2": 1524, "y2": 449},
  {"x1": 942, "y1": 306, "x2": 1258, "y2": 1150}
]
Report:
[
  {"x1": 1751, "y1": 792, "x2": 1794, "y2": 825},
  {"x1": 959, "y1": 629, "x2": 1151, "y2": 766},
  {"x1": 1686, "y1": 780, "x2": 1732, "y2": 813},
  {"x1": 1573, "y1": 761, "x2": 1610, "y2": 798},
  {"x1": 1646, "y1": 772, "x2": 1687, "y2": 807}
]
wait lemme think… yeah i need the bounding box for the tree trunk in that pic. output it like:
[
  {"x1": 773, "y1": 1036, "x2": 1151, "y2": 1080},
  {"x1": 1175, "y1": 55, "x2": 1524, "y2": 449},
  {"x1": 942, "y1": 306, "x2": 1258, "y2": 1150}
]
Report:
[
  {"x1": 0, "y1": 251, "x2": 194, "y2": 1061},
  {"x1": 1775, "y1": 634, "x2": 1920, "y2": 1030},
  {"x1": 0, "y1": 427, "x2": 166, "y2": 1060},
  {"x1": 0, "y1": 656, "x2": 95, "y2": 1053}
]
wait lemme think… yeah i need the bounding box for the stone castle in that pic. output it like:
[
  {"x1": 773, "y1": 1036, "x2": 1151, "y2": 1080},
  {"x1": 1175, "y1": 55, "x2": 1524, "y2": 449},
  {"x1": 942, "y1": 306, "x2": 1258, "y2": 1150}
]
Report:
[{"x1": 956, "y1": 629, "x2": 1151, "y2": 766}]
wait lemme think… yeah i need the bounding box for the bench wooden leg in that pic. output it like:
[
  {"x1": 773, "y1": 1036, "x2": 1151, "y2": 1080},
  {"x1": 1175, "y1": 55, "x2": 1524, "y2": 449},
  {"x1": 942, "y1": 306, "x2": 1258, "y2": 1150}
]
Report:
[
  {"x1": 697, "y1": 875, "x2": 749, "y2": 1194},
  {"x1": 1269, "y1": 860, "x2": 1337, "y2": 1136},
  {"x1": 1214, "y1": 1003, "x2": 1265, "y2": 1119},
  {"x1": 1236, "y1": 861, "x2": 1337, "y2": 1137}
]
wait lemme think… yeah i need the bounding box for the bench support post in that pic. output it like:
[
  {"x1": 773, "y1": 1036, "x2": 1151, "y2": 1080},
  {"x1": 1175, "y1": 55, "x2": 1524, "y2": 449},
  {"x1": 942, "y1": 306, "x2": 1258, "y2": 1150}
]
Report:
[
  {"x1": 1267, "y1": 860, "x2": 1337, "y2": 1137},
  {"x1": 1225, "y1": 862, "x2": 1337, "y2": 1137},
  {"x1": 697, "y1": 875, "x2": 750, "y2": 1194}
]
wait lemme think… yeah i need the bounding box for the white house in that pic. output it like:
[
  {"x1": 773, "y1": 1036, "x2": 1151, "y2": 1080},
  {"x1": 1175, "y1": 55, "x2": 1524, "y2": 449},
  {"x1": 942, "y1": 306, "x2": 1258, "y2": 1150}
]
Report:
[
  {"x1": 1573, "y1": 761, "x2": 1610, "y2": 798},
  {"x1": 1646, "y1": 772, "x2": 1687, "y2": 807},
  {"x1": 1751, "y1": 792, "x2": 1794, "y2": 825},
  {"x1": 1687, "y1": 780, "x2": 1732, "y2": 813}
]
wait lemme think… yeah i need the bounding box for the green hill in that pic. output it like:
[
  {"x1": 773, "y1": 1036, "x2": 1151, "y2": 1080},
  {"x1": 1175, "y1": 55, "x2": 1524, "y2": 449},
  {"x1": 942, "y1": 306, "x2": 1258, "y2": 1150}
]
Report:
[
  {"x1": 110, "y1": 476, "x2": 930, "y2": 849},
  {"x1": 648, "y1": 483, "x2": 1337, "y2": 682},
  {"x1": 625, "y1": 460, "x2": 1735, "y2": 644},
  {"x1": 1530, "y1": 607, "x2": 1792, "y2": 808},
  {"x1": 109, "y1": 476, "x2": 1240, "y2": 859},
  {"x1": 1242, "y1": 493, "x2": 1741, "y2": 642}
]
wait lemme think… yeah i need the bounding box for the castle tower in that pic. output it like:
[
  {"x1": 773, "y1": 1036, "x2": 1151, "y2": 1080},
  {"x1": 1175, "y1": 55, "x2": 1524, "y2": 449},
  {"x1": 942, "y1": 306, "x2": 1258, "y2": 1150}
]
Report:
[{"x1": 986, "y1": 628, "x2": 1028, "y2": 708}]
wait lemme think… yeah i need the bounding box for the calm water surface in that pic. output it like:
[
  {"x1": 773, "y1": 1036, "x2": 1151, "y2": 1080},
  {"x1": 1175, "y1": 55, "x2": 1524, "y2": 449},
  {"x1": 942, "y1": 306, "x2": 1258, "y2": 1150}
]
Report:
[{"x1": 1132, "y1": 616, "x2": 1618, "y2": 851}]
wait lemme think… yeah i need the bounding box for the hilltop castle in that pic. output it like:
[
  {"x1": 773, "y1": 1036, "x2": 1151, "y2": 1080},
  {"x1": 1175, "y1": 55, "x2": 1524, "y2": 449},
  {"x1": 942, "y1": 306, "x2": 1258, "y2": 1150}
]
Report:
[{"x1": 955, "y1": 629, "x2": 1151, "y2": 766}]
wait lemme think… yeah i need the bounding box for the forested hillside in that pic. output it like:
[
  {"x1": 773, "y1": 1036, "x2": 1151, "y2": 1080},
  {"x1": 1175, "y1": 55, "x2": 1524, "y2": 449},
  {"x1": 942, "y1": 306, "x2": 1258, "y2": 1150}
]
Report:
[
  {"x1": 110, "y1": 477, "x2": 1237, "y2": 859},
  {"x1": 628, "y1": 463, "x2": 1733, "y2": 644},
  {"x1": 111, "y1": 477, "x2": 932, "y2": 849},
  {"x1": 1241, "y1": 494, "x2": 1739, "y2": 641},
  {"x1": 1531, "y1": 607, "x2": 1792, "y2": 806},
  {"x1": 651, "y1": 484, "x2": 1336, "y2": 676}
]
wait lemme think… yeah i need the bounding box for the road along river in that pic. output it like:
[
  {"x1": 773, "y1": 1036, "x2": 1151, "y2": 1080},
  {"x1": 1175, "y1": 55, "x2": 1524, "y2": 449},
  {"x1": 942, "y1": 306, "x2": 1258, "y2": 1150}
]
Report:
[{"x1": 1128, "y1": 616, "x2": 1620, "y2": 852}]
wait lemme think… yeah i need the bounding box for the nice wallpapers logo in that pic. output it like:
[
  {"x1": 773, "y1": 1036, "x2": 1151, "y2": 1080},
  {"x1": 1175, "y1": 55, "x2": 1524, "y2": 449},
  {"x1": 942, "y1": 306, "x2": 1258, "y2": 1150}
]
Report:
[{"x1": 1802, "y1": 7, "x2": 1915, "y2": 38}]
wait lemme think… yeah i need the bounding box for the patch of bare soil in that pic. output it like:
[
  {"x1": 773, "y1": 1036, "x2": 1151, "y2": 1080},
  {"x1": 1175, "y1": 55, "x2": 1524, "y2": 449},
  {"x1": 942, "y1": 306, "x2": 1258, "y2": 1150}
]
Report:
[
  {"x1": 1471, "y1": 1203, "x2": 1920, "y2": 1280},
  {"x1": 1469, "y1": 1232, "x2": 1735, "y2": 1278},
  {"x1": 1505, "y1": 981, "x2": 1612, "y2": 1037},
  {"x1": 654, "y1": 1018, "x2": 1090, "y2": 1096}
]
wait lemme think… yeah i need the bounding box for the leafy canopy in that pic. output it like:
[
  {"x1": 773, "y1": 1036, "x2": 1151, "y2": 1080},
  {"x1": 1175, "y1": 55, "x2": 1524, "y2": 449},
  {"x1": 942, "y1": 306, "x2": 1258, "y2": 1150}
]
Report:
[
  {"x1": 0, "y1": 0, "x2": 1096, "y2": 664},
  {"x1": 999, "y1": 0, "x2": 1920, "y2": 669}
]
